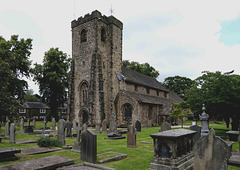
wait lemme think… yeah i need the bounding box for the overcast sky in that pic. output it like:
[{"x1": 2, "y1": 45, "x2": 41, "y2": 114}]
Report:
[{"x1": 1, "y1": 0, "x2": 240, "y2": 94}]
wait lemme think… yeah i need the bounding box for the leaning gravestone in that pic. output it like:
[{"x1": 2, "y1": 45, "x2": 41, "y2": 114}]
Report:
[
  {"x1": 5, "y1": 119, "x2": 10, "y2": 138},
  {"x1": 81, "y1": 130, "x2": 97, "y2": 163},
  {"x1": 71, "y1": 126, "x2": 82, "y2": 153},
  {"x1": 10, "y1": 123, "x2": 16, "y2": 144},
  {"x1": 159, "y1": 122, "x2": 171, "y2": 132},
  {"x1": 95, "y1": 123, "x2": 100, "y2": 134},
  {"x1": 102, "y1": 119, "x2": 107, "y2": 134},
  {"x1": 52, "y1": 118, "x2": 56, "y2": 130},
  {"x1": 194, "y1": 128, "x2": 232, "y2": 170},
  {"x1": 20, "y1": 118, "x2": 24, "y2": 134},
  {"x1": 66, "y1": 122, "x2": 72, "y2": 137},
  {"x1": 190, "y1": 125, "x2": 201, "y2": 143},
  {"x1": 135, "y1": 120, "x2": 141, "y2": 132},
  {"x1": 127, "y1": 124, "x2": 136, "y2": 148},
  {"x1": 109, "y1": 114, "x2": 117, "y2": 134},
  {"x1": 82, "y1": 123, "x2": 88, "y2": 132},
  {"x1": 57, "y1": 119, "x2": 66, "y2": 146}
]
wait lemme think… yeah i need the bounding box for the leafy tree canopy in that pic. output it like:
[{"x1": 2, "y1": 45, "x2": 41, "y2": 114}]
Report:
[
  {"x1": 23, "y1": 89, "x2": 40, "y2": 102},
  {"x1": 0, "y1": 35, "x2": 32, "y2": 122},
  {"x1": 185, "y1": 71, "x2": 240, "y2": 130},
  {"x1": 32, "y1": 48, "x2": 71, "y2": 120},
  {"x1": 122, "y1": 60, "x2": 160, "y2": 78},
  {"x1": 163, "y1": 76, "x2": 194, "y2": 98}
]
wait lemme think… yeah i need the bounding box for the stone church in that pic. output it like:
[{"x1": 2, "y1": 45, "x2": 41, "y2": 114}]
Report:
[{"x1": 68, "y1": 10, "x2": 182, "y2": 127}]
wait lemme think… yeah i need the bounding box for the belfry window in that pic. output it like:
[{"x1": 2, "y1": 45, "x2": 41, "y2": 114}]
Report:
[
  {"x1": 80, "y1": 82, "x2": 88, "y2": 106},
  {"x1": 101, "y1": 28, "x2": 106, "y2": 42},
  {"x1": 80, "y1": 29, "x2": 87, "y2": 42}
]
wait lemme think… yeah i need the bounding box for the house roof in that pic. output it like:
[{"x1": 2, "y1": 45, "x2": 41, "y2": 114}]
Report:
[
  {"x1": 121, "y1": 67, "x2": 169, "y2": 92},
  {"x1": 123, "y1": 90, "x2": 172, "y2": 105},
  {"x1": 168, "y1": 91, "x2": 184, "y2": 103},
  {"x1": 23, "y1": 102, "x2": 49, "y2": 109}
]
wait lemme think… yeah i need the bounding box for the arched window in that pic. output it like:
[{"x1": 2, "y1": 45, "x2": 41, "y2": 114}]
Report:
[
  {"x1": 80, "y1": 82, "x2": 88, "y2": 106},
  {"x1": 123, "y1": 103, "x2": 133, "y2": 120},
  {"x1": 101, "y1": 28, "x2": 106, "y2": 42},
  {"x1": 80, "y1": 29, "x2": 87, "y2": 42}
]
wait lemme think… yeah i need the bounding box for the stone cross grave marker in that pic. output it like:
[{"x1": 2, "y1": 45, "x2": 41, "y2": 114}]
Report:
[
  {"x1": 109, "y1": 114, "x2": 117, "y2": 133},
  {"x1": 194, "y1": 128, "x2": 232, "y2": 170},
  {"x1": 5, "y1": 118, "x2": 10, "y2": 138},
  {"x1": 135, "y1": 120, "x2": 141, "y2": 132},
  {"x1": 66, "y1": 122, "x2": 72, "y2": 137},
  {"x1": 102, "y1": 119, "x2": 107, "y2": 134},
  {"x1": 199, "y1": 103, "x2": 209, "y2": 137},
  {"x1": 52, "y1": 117, "x2": 56, "y2": 130},
  {"x1": 71, "y1": 125, "x2": 82, "y2": 153},
  {"x1": 42, "y1": 117, "x2": 47, "y2": 137},
  {"x1": 190, "y1": 125, "x2": 201, "y2": 143},
  {"x1": 127, "y1": 124, "x2": 136, "y2": 148},
  {"x1": 159, "y1": 122, "x2": 171, "y2": 132},
  {"x1": 10, "y1": 123, "x2": 16, "y2": 143},
  {"x1": 81, "y1": 130, "x2": 97, "y2": 163},
  {"x1": 57, "y1": 119, "x2": 66, "y2": 146},
  {"x1": 82, "y1": 123, "x2": 88, "y2": 132},
  {"x1": 20, "y1": 118, "x2": 24, "y2": 134}
]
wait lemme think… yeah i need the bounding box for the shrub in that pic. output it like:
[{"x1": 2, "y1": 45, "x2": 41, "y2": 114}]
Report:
[{"x1": 37, "y1": 137, "x2": 62, "y2": 147}]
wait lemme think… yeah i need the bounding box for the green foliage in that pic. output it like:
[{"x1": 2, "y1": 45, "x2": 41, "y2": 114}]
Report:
[
  {"x1": 0, "y1": 35, "x2": 32, "y2": 122},
  {"x1": 122, "y1": 60, "x2": 159, "y2": 78},
  {"x1": 186, "y1": 71, "x2": 240, "y2": 130},
  {"x1": 23, "y1": 89, "x2": 40, "y2": 102},
  {"x1": 163, "y1": 76, "x2": 194, "y2": 98},
  {"x1": 33, "y1": 48, "x2": 71, "y2": 120},
  {"x1": 37, "y1": 137, "x2": 62, "y2": 147}
]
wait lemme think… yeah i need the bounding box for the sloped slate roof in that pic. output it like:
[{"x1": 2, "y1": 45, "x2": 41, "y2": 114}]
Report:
[
  {"x1": 23, "y1": 102, "x2": 49, "y2": 109},
  {"x1": 121, "y1": 67, "x2": 169, "y2": 92},
  {"x1": 168, "y1": 91, "x2": 184, "y2": 103},
  {"x1": 123, "y1": 90, "x2": 172, "y2": 105}
]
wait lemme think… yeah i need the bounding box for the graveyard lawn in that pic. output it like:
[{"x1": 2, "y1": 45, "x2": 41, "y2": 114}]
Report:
[{"x1": 0, "y1": 121, "x2": 239, "y2": 170}]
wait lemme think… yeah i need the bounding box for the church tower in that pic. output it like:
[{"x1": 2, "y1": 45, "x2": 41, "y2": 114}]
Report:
[{"x1": 68, "y1": 10, "x2": 123, "y2": 126}]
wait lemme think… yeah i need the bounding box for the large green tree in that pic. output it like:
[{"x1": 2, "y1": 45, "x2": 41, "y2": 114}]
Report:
[
  {"x1": 0, "y1": 35, "x2": 32, "y2": 122},
  {"x1": 163, "y1": 76, "x2": 194, "y2": 98},
  {"x1": 33, "y1": 48, "x2": 71, "y2": 120},
  {"x1": 186, "y1": 71, "x2": 240, "y2": 130},
  {"x1": 122, "y1": 60, "x2": 160, "y2": 78}
]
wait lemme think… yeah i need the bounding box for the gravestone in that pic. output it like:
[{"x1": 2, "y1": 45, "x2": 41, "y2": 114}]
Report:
[
  {"x1": 199, "y1": 103, "x2": 209, "y2": 137},
  {"x1": 5, "y1": 119, "x2": 10, "y2": 138},
  {"x1": 135, "y1": 120, "x2": 141, "y2": 132},
  {"x1": 82, "y1": 123, "x2": 88, "y2": 132},
  {"x1": 41, "y1": 117, "x2": 47, "y2": 137},
  {"x1": 102, "y1": 119, "x2": 107, "y2": 134},
  {"x1": 95, "y1": 123, "x2": 100, "y2": 134},
  {"x1": 57, "y1": 119, "x2": 66, "y2": 146},
  {"x1": 66, "y1": 122, "x2": 72, "y2": 137},
  {"x1": 159, "y1": 122, "x2": 171, "y2": 132},
  {"x1": 81, "y1": 130, "x2": 97, "y2": 163},
  {"x1": 127, "y1": 124, "x2": 136, "y2": 148},
  {"x1": 71, "y1": 126, "x2": 82, "y2": 153},
  {"x1": 190, "y1": 125, "x2": 201, "y2": 143},
  {"x1": 10, "y1": 123, "x2": 16, "y2": 143},
  {"x1": 52, "y1": 117, "x2": 56, "y2": 130},
  {"x1": 33, "y1": 118, "x2": 35, "y2": 127},
  {"x1": 72, "y1": 119, "x2": 78, "y2": 131},
  {"x1": 20, "y1": 118, "x2": 24, "y2": 134},
  {"x1": 109, "y1": 114, "x2": 117, "y2": 134},
  {"x1": 194, "y1": 128, "x2": 231, "y2": 170}
]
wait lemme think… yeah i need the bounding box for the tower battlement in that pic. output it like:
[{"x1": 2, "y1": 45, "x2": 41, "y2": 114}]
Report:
[{"x1": 71, "y1": 10, "x2": 123, "y2": 29}]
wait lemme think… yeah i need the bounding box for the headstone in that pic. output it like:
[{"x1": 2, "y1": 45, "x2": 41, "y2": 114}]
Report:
[
  {"x1": 72, "y1": 119, "x2": 78, "y2": 131},
  {"x1": 194, "y1": 129, "x2": 232, "y2": 170},
  {"x1": 190, "y1": 125, "x2": 201, "y2": 143},
  {"x1": 199, "y1": 103, "x2": 209, "y2": 137},
  {"x1": 57, "y1": 119, "x2": 66, "y2": 146},
  {"x1": 102, "y1": 119, "x2": 107, "y2": 134},
  {"x1": 135, "y1": 120, "x2": 141, "y2": 132},
  {"x1": 27, "y1": 118, "x2": 30, "y2": 126},
  {"x1": 127, "y1": 124, "x2": 136, "y2": 148},
  {"x1": 66, "y1": 122, "x2": 72, "y2": 137},
  {"x1": 10, "y1": 123, "x2": 16, "y2": 143},
  {"x1": 82, "y1": 123, "x2": 88, "y2": 132},
  {"x1": 5, "y1": 119, "x2": 10, "y2": 138},
  {"x1": 109, "y1": 114, "x2": 117, "y2": 133},
  {"x1": 20, "y1": 118, "x2": 24, "y2": 134},
  {"x1": 33, "y1": 118, "x2": 35, "y2": 127},
  {"x1": 95, "y1": 123, "x2": 100, "y2": 134},
  {"x1": 13, "y1": 120, "x2": 17, "y2": 126},
  {"x1": 42, "y1": 117, "x2": 47, "y2": 137},
  {"x1": 71, "y1": 126, "x2": 82, "y2": 153},
  {"x1": 81, "y1": 130, "x2": 97, "y2": 163},
  {"x1": 52, "y1": 118, "x2": 56, "y2": 130},
  {"x1": 159, "y1": 122, "x2": 171, "y2": 132}
]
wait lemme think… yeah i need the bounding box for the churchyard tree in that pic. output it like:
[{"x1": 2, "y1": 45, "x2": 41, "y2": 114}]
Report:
[
  {"x1": 163, "y1": 76, "x2": 194, "y2": 99},
  {"x1": 0, "y1": 35, "x2": 32, "y2": 122},
  {"x1": 185, "y1": 71, "x2": 240, "y2": 130},
  {"x1": 122, "y1": 60, "x2": 159, "y2": 78},
  {"x1": 33, "y1": 48, "x2": 71, "y2": 121}
]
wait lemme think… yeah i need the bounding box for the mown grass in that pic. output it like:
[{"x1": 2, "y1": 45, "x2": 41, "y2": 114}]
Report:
[{"x1": 0, "y1": 121, "x2": 239, "y2": 169}]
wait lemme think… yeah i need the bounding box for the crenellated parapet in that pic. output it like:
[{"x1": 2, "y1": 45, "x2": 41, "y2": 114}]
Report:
[{"x1": 71, "y1": 10, "x2": 123, "y2": 29}]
